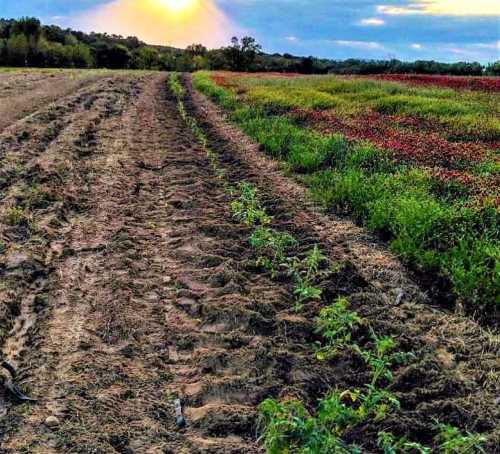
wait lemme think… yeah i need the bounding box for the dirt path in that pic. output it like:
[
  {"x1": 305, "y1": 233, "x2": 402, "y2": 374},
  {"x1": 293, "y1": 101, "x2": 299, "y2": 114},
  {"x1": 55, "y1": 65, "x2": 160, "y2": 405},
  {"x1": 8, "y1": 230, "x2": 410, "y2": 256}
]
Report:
[{"x1": 0, "y1": 72, "x2": 497, "y2": 453}]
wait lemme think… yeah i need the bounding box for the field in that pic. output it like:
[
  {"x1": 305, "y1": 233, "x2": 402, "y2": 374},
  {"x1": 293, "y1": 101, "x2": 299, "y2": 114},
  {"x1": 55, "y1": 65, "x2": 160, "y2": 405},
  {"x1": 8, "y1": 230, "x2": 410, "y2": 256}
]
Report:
[
  {"x1": 194, "y1": 71, "x2": 500, "y2": 319},
  {"x1": 0, "y1": 69, "x2": 498, "y2": 453}
]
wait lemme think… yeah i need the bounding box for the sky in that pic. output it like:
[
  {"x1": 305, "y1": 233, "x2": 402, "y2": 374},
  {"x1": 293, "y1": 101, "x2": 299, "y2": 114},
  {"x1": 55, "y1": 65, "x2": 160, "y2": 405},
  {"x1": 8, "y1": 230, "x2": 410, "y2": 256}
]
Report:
[{"x1": 1, "y1": 0, "x2": 499, "y2": 62}]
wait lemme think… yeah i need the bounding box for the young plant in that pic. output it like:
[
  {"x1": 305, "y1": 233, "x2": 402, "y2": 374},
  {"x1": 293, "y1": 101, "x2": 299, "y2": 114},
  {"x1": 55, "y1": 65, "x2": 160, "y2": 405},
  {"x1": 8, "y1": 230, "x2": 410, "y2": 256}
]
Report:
[
  {"x1": 377, "y1": 432, "x2": 431, "y2": 454},
  {"x1": 288, "y1": 245, "x2": 328, "y2": 309},
  {"x1": 315, "y1": 297, "x2": 362, "y2": 360},
  {"x1": 231, "y1": 182, "x2": 272, "y2": 226},
  {"x1": 258, "y1": 396, "x2": 361, "y2": 454},
  {"x1": 354, "y1": 332, "x2": 412, "y2": 387},
  {"x1": 359, "y1": 386, "x2": 401, "y2": 423},
  {"x1": 435, "y1": 423, "x2": 486, "y2": 454},
  {"x1": 250, "y1": 226, "x2": 298, "y2": 277}
]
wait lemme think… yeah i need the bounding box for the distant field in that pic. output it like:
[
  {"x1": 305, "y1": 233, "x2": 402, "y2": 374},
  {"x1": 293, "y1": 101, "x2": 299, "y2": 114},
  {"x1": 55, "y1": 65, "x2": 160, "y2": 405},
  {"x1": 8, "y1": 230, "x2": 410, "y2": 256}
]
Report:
[
  {"x1": 364, "y1": 73, "x2": 500, "y2": 92},
  {"x1": 194, "y1": 71, "x2": 500, "y2": 316}
]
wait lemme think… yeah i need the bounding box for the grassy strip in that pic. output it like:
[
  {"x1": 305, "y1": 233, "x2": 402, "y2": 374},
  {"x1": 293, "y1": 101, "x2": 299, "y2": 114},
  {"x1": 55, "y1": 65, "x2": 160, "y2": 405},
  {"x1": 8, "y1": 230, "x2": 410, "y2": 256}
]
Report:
[
  {"x1": 192, "y1": 71, "x2": 499, "y2": 315},
  {"x1": 169, "y1": 72, "x2": 487, "y2": 453}
]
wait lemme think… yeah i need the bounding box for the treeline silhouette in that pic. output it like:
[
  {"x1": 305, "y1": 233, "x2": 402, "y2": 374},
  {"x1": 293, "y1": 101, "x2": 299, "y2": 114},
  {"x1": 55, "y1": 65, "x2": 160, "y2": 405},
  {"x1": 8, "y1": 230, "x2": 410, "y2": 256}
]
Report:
[{"x1": 1, "y1": 17, "x2": 499, "y2": 75}]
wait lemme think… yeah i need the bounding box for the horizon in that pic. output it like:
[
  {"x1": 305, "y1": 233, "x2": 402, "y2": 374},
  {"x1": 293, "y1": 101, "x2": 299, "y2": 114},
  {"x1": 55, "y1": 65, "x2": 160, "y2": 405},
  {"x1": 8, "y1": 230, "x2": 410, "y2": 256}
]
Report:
[{"x1": 1, "y1": 0, "x2": 499, "y2": 63}]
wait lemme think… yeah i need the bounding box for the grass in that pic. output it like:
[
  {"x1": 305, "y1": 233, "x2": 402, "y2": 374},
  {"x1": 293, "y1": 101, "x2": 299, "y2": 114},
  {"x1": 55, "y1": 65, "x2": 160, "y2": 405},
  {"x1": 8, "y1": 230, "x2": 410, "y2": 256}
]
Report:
[
  {"x1": 237, "y1": 75, "x2": 499, "y2": 134},
  {"x1": 193, "y1": 71, "x2": 499, "y2": 315}
]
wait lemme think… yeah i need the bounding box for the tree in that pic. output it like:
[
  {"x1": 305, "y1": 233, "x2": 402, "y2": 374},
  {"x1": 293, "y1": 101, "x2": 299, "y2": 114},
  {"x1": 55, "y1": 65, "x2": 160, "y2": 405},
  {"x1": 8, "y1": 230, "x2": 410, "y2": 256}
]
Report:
[
  {"x1": 66, "y1": 43, "x2": 94, "y2": 68},
  {"x1": 6, "y1": 34, "x2": 29, "y2": 66},
  {"x1": 223, "y1": 36, "x2": 262, "y2": 71},
  {"x1": 486, "y1": 61, "x2": 500, "y2": 76},
  {"x1": 186, "y1": 43, "x2": 207, "y2": 57},
  {"x1": 0, "y1": 39, "x2": 7, "y2": 65},
  {"x1": 134, "y1": 47, "x2": 159, "y2": 69},
  {"x1": 11, "y1": 17, "x2": 41, "y2": 41}
]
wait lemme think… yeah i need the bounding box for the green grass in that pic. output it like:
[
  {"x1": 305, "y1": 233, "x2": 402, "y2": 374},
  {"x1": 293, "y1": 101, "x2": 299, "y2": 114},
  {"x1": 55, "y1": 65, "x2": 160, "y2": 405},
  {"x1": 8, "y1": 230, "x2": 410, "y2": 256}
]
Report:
[
  {"x1": 193, "y1": 71, "x2": 500, "y2": 314},
  {"x1": 232, "y1": 74, "x2": 500, "y2": 139}
]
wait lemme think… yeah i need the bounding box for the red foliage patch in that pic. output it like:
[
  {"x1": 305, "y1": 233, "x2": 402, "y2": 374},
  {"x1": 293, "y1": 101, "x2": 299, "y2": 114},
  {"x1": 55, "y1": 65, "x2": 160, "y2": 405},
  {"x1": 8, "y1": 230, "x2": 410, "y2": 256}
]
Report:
[
  {"x1": 294, "y1": 108, "x2": 494, "y2": 167},
  {"x1": 364, "y1": 74, "x2": 500, "y2": 92}
]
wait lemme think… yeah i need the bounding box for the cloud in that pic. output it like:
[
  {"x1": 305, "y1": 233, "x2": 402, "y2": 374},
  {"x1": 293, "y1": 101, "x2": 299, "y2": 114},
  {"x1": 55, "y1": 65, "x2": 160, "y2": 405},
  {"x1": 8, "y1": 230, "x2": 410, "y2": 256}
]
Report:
[
  {"x1": 358, "y1": 17, "x2": 385, "y2": 26},
  {"x1": 331, "y1": 40, "x2": 383, "y2": 50},
  {"x1": 285, "y1": 36, "x2": 299, "y2": 42},
  {"x1": 72, "y1": 0, "x2": 241, "y2": 48},
  {"x1": 410, "y1": 43, "x2": 423, "y2": 50},
  {"x1": 377, "y1": 0, "x2": 500, "y2": 16}
]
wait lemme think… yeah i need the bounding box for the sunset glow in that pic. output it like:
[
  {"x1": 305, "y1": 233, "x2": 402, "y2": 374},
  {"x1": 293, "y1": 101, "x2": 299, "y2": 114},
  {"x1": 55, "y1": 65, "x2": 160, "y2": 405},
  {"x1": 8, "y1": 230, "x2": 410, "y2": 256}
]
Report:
[{"x1": 75, "y1": 0, "x2": 240, "y2": 48}]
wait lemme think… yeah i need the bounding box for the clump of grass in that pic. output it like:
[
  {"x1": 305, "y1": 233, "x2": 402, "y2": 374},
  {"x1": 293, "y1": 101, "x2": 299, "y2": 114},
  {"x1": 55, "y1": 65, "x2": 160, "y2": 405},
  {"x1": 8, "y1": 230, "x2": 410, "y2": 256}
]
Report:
[{"x1": 4, "y1": 206, "x2": 25, "y2": 226}]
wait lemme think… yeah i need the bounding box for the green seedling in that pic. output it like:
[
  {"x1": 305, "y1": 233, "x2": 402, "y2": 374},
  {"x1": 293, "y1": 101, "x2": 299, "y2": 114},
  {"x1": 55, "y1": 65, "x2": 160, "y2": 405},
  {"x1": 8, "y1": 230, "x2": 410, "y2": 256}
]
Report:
[
  {"x1": 315, "y1": 297, "x2": 362, "y2": 360},
  {"x1": 354, "y1": 332, "x2": 412, "y2": 387},
  {"x1": 231, "y1": 182, "x2": 272, "y2": 226},
  {"x1": 377, "y1": 432, "x2": 431, "y2": 454},
  {"x1": 435, "y1": 423, "x2": 486, "y2": 454},
  {"x1": 250, "y1": 226, "x2": 298, "y2": 277}
]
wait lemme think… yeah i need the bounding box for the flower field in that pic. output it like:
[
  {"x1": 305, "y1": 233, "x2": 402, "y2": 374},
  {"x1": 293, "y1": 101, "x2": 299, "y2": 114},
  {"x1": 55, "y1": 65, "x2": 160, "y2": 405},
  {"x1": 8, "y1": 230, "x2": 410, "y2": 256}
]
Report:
[{"x1": 193, "y1": 71, "x2": 500, "y2": 318}]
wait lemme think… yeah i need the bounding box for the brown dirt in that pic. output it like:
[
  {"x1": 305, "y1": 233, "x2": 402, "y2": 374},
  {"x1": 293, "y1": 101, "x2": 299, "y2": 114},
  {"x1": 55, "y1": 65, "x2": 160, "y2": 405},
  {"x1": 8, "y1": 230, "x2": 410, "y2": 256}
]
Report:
[
  {"x1": 0, "y1": 71, "x2": 497, "y2": 453},
  {"x1": 0, "y1": 69, "x2": 112, "y2": 132}
]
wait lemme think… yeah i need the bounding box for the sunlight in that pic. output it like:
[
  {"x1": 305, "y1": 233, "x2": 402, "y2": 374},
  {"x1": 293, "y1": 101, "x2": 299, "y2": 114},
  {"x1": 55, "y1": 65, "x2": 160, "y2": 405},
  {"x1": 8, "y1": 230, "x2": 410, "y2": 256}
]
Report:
[
  {"x1": 158, "y1": 0, "x2": 197, "y2": 15},
  {"x1": 75, "y1": 0, "x2": 241, "y2": 48}
]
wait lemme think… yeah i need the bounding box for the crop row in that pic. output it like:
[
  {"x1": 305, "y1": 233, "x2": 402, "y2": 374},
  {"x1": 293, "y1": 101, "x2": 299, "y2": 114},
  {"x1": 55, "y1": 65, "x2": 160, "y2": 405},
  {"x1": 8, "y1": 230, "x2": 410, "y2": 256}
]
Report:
[
  {"x1": 192, "y1": 71, "x2": 499, "y2": 319},
  {"x1": 169, "y1": 72, "x2": 487, "y2": 452}
]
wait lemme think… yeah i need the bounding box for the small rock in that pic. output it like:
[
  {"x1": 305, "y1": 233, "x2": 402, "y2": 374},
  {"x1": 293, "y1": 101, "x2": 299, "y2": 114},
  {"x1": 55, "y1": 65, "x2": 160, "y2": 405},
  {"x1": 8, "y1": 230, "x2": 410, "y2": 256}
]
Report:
[{"x1": 45, "y1": 416, "x2": 60, "y2": 429}]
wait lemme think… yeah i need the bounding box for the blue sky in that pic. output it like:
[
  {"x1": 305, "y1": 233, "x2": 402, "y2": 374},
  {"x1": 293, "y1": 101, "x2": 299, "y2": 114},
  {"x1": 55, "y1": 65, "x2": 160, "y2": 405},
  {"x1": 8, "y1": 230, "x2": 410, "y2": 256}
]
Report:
[{"x1": 1, "y1": 0, "x2": 499, "y2": 62}]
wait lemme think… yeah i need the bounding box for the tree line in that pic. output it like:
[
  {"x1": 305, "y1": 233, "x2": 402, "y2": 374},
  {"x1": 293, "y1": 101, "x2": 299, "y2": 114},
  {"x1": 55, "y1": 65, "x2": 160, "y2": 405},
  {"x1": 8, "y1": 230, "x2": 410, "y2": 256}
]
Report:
[{"x1": 1, "y1": 17, "x2": 499, "y2": 76}]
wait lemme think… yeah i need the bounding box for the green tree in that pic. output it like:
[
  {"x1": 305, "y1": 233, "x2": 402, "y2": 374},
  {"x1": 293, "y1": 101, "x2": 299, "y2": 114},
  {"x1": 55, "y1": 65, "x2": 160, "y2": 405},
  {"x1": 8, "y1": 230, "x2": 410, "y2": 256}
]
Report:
[
  {"x1": 186, "y1": 43, "x2": 207, "y2": 57},
  {"x1": 134, "y1": 47, "x2": 159, "y2": 69},
  {"x1": 66, "y1": 43, "x2": 94, "y2": 68},
  {"x1": 7, "y1": 34, "x2": 29, "y2": 66},
  {"x1": 11, "y1": 17, "x2": 41, "y2": 41},
  {"x1": 486, "y1": 61, "x2": 500, "y2": 76},
  {"x1": 223, "y1": 36, "x2": 262, "y2": 71}
]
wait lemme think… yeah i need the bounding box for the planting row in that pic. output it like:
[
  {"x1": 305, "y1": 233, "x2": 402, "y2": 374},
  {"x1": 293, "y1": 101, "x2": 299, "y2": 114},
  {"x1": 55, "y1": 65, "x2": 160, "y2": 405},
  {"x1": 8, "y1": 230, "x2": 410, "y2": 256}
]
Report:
[
  {"x1": 192, "y1": 71, "x2": 499, "y2": 320},
  {"x1": 169, "y1": 72, "x2": 488, "y2": 453}
]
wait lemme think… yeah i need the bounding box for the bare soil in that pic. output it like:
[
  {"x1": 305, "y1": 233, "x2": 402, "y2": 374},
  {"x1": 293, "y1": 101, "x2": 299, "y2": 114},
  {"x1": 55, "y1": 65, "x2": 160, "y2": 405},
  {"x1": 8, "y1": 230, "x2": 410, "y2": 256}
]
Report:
[{"x1": 0, "y1": 71, "x2": 497, "y2": 453}]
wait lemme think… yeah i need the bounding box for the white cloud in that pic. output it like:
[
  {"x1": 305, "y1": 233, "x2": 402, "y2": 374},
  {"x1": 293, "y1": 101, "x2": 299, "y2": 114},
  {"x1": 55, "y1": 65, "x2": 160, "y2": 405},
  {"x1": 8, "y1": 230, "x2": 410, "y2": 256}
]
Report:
[
  {"x1": 377, "y1": 0, "x2": 500, "y2": 16},
  {"x1": 331, "y1": 40, "x2": 383, "y2": 50},
  {"x1": 411, "y1": 43, "x2": 423, "y2": 50},
  {"x1": 358, "y1": 18, "x2": 385, "y2": 26},
  {"x1": 285, "y1": 36, "x2": 299, "y2": 42}
]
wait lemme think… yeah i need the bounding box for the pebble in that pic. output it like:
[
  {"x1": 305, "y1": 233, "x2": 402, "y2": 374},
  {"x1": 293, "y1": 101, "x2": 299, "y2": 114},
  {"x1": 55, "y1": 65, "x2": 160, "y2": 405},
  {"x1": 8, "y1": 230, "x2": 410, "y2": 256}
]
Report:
[{"x1": 44, "y1": 416, "x2": 60, "y2": 429}]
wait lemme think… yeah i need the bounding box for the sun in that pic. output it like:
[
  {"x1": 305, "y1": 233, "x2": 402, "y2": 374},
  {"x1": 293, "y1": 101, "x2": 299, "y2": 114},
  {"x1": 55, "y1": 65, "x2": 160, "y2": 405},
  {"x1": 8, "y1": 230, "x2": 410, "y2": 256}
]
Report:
[{"x1": 159, "y1": 0, "x2": 198, "y2": 14}]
